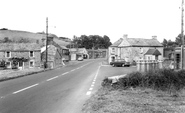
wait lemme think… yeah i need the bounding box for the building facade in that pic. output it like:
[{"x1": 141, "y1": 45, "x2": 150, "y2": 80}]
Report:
[
  {"x1": 108, "y1": 35, "x2": 163, "y2": 64},
  {"x1": 0, "y1": 43, "x2": 41, "y2": 69}
]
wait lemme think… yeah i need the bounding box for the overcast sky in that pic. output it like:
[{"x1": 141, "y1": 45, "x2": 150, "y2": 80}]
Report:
[{"x1": 0, "y1": 0, "x2": 182, "y2": 43}]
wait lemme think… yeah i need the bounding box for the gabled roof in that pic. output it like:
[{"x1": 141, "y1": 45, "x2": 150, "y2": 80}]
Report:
[
  {"x1": 126, "y1": 38, "x2": 163, "y2": 47},
  {"x1": 112, "y1": 37, "x2": 163, "y2": 47},
  {"x1": 144, "y1": 49, "x2": 161, "y2": 55},
  {"x1": 110, "y1": 38, "x2": 123, "y2": 47},
  {"x1": 0, "y1": 43, "x2": 41, "y2": 51}
]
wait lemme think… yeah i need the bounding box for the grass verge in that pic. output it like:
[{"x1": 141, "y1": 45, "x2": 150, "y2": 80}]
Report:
[
  {"x1": 82, "y1": 87, "x2": 185, "y2": 113},
  {"x1": 82, "y1": 69, "x2": 185, "y2": 113}
]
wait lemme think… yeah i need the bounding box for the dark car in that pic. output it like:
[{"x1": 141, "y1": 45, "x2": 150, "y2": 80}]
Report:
[{"x1": 110, "y1": 59, "x2": 130, "y2": 67}]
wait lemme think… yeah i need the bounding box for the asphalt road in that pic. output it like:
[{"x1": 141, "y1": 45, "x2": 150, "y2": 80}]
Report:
[{"x1": 0, "y1": 59, "x2": 136, "y2": 113}]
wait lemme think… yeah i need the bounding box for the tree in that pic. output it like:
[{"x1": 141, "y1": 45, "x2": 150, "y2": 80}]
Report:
[
  {"x1": 175, "y1": 34, "x2": 185, "y2": 46},
  {"x1": 67, "y1": 35, "x2": 112, "y2": 49},
  {"x1": 162, "y1": 39, "x2": 168, "y2": 47},
  {"x1": 3, "y1": 37, "x2": 12, "y2": 43}
]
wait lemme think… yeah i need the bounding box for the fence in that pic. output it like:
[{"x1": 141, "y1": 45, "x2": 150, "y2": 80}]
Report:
[{"x1": 136, "y1": 60, "x2": 163, "y2": 72}]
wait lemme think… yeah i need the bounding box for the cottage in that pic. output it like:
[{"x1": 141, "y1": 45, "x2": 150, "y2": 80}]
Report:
[
  {"x1": 108, "y1": 35, "x2": 163, "y2": 64},
  {"x1": 0, "y1": 43, "x2": 41, "y2": 69},
  {"x1": 41, "y1": 37, "x2": 70, "y2": 68},
  {"x1": 69, "y1": 48, "x2": 88, "y2": 60}
]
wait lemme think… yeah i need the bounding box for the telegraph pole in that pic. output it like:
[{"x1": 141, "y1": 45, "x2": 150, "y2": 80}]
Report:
[
  {"x1": 45, "y1": 17, "x2": 48, "y2": 68},
  {"x1": 181, "y1": 0, "x2": 184, "y2": 69}
]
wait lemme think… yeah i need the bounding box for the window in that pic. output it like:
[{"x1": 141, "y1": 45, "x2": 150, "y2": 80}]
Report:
[
  {"x1": 62, "y1": 50, "x2": 69, "y2": 55},
  {"x1": 6, "y1": 62, "x2": 11, "y2": 68},
  {"x1": 112, "y1": 48, "x2": 115, "y2": 52},
  {"x1": 140, "y1": 48, "x2": 143, "y2": 54},
  {"x1": 29, "y1": 60, "x2": 34, "y2": 68},
  {"x1": 29, "y1": 51, "x2": 34, "y2": 57},
  {"x1": 19, "y1": 61, "x2": 23, "y2": 67},
  {"x1": 6, "y1": 51, "x2": 11, "y2": 58}
]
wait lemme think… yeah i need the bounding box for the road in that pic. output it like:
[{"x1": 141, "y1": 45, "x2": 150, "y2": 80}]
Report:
[{"x1": 0, "y1": 59, "x2": 136, "y2": 113}]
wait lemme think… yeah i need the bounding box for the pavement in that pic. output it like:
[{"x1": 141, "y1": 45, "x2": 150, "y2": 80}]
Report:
[
  {"x1": 0, "y1": 59, "x2": 94, "y2": 82},
  {"x1": 0, "y1": 59, "x2": 105, "y2": 113}
]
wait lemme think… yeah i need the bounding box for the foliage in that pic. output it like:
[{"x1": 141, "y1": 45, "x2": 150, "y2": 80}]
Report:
[
  {"x1": 9, "y1": 57, "x2": 29, "y2": 62},
  {"x1": 162, "y1": 39, "x2": 178, "y2": 48},
  {"x1": 1, "y1": 37, "x2": 32, "y2": 43},
  {"x1": 66, "y1": 35, "x2": 112, "y2": 49},
  {"x1": 0, "y1": 28, "x2": 8, "y2": 30},
  {"x1": 3, "y1": 37, "x2": 12, "y2": 43},
  {"x1": 175, "y1": 34, "x2": 185, "y2": 46},
  {"x1": 102, "y1": 69, "x2": 185, "y2": 92},
  {"x1": 0, "y1": 60, "x2": 6, "y2": 68},
  {"x1": 9, "y1": 57, "x2": 29, "y2": 69}
]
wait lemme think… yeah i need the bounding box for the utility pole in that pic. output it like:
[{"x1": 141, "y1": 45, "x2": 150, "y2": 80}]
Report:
[
  {"x1": 181, "y1": 0, "x2": 184, "y2": 69},
  {"x1": 92, "y1": 43, "x2": 94, "y2": 59},
  {"x1": 45, "y1": 17, "x2": 48, "y2": 69}
]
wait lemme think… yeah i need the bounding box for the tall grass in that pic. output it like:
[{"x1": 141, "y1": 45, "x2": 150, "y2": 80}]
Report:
[{"x1": 102, "y1": 69, "x2": 185, "y2": 92}]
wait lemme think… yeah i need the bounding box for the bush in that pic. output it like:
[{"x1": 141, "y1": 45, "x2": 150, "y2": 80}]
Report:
[{"x1": 102, "y1": 69, "x2": 185, "y2": 92}]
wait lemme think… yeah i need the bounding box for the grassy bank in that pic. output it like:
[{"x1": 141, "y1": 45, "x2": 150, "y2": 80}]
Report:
[
  {"x1": 103, "y1": 69, "x2": 185, "y2": 93},
  {"x1": 82, "y1": 69, "x2": 185, "y2": 113}
]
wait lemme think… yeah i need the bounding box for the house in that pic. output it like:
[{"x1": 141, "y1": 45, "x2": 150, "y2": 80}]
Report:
[
  {"x1": 41, "y1": 36, "x2": 70, "y2": 68},
  {"x1": 87, "y1": 49, "x2": 108, "y2": 59},
  {"x1": 144, "y1": 48, "x2": 162, "y2": 60},
  {"x1": 0, "y1": 43, "x2": 41, "y2": 69},
  {"x1": 69, "y1": 48, "x2": 88, "y2": 60},
  {"x1": 108, "y1": 35, "x2": 163, "y2": 64},
  {"x1": 98, "y1": 49, "x2": 108, "y2": 58}
]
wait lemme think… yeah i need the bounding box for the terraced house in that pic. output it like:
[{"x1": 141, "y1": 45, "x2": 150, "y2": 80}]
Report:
[
  {"x1": 0, "y1": 43, "x2": 41, "y2": 69},
  {"x1": 108, "y1": 35, "x2": 163, "y2": 64}
]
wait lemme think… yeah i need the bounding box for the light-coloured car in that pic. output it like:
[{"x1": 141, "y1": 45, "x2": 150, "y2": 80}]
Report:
[{"x1": 78, "y1": 57, "x2": 83, "y2": 61}]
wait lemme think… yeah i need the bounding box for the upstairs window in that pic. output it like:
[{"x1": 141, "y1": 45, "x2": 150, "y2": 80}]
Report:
[
  {"x1": 29, "y1": 51, "x2": 34, "y2": 57},
  {"x1": 6, "y1": 51, "x2": 11, "y2": 58},
  {"x1": 112, "y1": 48, "x2": 115, "y2": 52}
]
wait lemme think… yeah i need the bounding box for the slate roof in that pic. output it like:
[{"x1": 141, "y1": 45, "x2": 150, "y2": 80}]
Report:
[
  {"x1": 110, "y1": 38, "x2": 123, "y2": 47},
  {"x1": 144, "y1": 49, "x2": 161, "y2": 55},
  {"x1": 126, "y1": 38, "x2": 163, "y2": 47},
  {"x1": 0, "y1": 43, "x2": 41, "y2": 51},
  {"x1": 111, "y1": 37, "x2": 163, "y2": 47}
]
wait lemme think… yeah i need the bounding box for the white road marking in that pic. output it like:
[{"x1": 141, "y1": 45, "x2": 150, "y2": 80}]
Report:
[
  {"x1": 61, "y1": 72, "x2": 69, "y2": 75},
  {"x1": 70, "y1": 69, "x2": 76, "y2": 72},
  {"x1": 46, "y1": 76, "x2": 58, "y2": 81},
  {"x1": 86, "y1": 91, "x2": 91, "y2": 95},
  {"x1": 86, "y1": 63, "x2": 101, "y2": 96},
  {"x1": 13, "y1": 83, "x2": 39, "y2": 94}
]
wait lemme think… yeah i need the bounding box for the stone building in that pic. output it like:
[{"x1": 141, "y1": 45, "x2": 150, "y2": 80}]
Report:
[
  {"x1": 0, "y1": 43, "x2": 41, "y2": 69},
  {"x1": 108, "y1": 35, "x2": 163, "y2": 64}
]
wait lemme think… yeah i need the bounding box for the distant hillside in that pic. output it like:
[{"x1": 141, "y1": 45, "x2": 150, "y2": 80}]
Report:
[{"x1": 0, "y1": 29, "x2": 70, "y2": 46}]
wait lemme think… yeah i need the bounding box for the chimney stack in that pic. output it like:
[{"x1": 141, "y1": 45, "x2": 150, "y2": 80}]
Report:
[
  {"x1": 152, "y1": 35, "x2": 157, "y2": 40},
  {"x1": 123, "y1": 34, "x2": 128, "y2": 38}
]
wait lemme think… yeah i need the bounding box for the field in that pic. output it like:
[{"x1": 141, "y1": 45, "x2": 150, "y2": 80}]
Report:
[{"x1": 0, "y1": 29, "x2": 70, "y2": 46}]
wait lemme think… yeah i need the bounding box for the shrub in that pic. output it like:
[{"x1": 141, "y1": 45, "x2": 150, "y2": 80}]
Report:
[{"x1": 102, "y1": 69, "x2": 185, "y2": 92}]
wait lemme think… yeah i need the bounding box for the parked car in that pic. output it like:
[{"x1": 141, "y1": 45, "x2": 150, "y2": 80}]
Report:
[
  {"x1": 78, "y1": 57, "x2": 83, "y2": 61},
  {"x1": 110, "y1": 59, "x2": 130, "y2": 67}
]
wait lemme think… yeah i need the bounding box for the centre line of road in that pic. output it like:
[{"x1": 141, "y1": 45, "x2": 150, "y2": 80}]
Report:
[
  {"x1": 46, "y1": 76, "x2": 58, "y2": 81},
  {"x1": 86, "y1": 64, "x2": 101, "y2": 96},
  {"x1": 61, "y1": 72, "x2": 69, "y2": 75},
  {"x1": 13, "y1": 83, "x2": 39, "y2": 94}
]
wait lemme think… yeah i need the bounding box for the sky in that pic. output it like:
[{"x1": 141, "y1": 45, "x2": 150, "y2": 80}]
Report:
[{"x1": 0, "y1": 0, "x2": 183, "y2": 43}]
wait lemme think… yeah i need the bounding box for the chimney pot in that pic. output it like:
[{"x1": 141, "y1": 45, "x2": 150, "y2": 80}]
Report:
[
  {"x1": 123, "y1": 34, "x2": 128, "y2": 38},
  {"x1": 152, "y1": 35, "x2": 157, "y2": 39}
]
